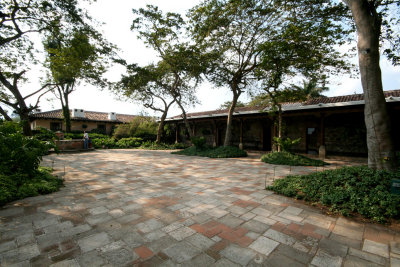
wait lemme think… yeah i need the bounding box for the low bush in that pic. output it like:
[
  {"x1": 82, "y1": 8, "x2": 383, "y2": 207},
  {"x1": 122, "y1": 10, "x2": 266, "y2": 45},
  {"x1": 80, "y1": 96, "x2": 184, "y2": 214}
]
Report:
[
  {"x1": 0, "y1": 167, "x2": 63, "y2": 206},
  {"x1": 140, "y1": 141, "x2": 188, "y2": 150},
  {"x1": 116, "y1": 137, "x2": 143, "y2": 148},
  {"x1": 191, "y1": 136, "x2": 206, "y2": 149},
  {"x1": 173, "y1": 146, "x2": 247, "y2": 158},
  {"x1": 113, "y1": 116, "x2": 157, "y2": 140},
  {"x1": 267, "y1": 166, "x2": 400, "y2": 223},
  {"x1": 32, "y1": 127, "x2": 57, "y2": 141},
  {"x1": 64, "y1": 132, "x2": 108, "y2": 140},
  {"x1": 261, "y1": 151, "x2": 327, "y2": 166},
  {"x1": 91, "y1": 137, "x2": 117, "y2": 149}
]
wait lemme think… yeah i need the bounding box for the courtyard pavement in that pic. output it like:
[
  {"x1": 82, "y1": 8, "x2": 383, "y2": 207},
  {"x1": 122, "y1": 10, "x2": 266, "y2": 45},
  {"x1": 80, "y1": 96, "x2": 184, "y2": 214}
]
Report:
[{"x1": 0, "y1": 149, "x2": 399, "y2": 267}]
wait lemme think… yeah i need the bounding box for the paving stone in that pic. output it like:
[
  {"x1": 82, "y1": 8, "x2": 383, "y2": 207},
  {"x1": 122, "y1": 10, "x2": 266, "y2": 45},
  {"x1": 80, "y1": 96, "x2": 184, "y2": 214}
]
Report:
[
  {"x1": 311, "y1": 249, "x2": 343, "y2": 267},
  {"x1": 148, "y1": 235, "x2": 177, "y2": 253},
  {"x1": 242, "y1": 220, "x2": 270, "y2": 233},
  {"x1": 263, "y1": 229, "x2": 296, "y2": 246},
  {"x1": 213, "y1": 258, "x2": 241, "y2": 267},
  {"x1": 163, "y1": 241, "x2": 202, "y2": 263},
  {"x1": 391, "y1": 257, "x2": 400, "y2": 267},
  {"x1": 181, "y1": 253, "x2": 215, "y2": 266},
  {"x1": 218, "y1": 214, "x2": 244, "y2": 228},
  {"x1": 103, "y1": 248, "x2": 138, "y2": 265},
  {"x1": 206, "y1": 208, "x2": 229, "y2": 218},
  {"x1": 282, "y1": 206, "x2": 303, "y2": 215},
  {"x1": 169, "y1": 226, "x2": 196, "y2": 241},
  {"x1": 61, "y1": 224, "x2": 91, "y2": 238},
  {"x1": 0, "y1": 240, "x2": 16, "y2": 253},
  {"x1": 391, "y1": 242, "x2": 400, "y2": 255},
  {"x1": 145, "y1": 229, "x2": 167, "y2": 242},
  {"x1": 343, "y1": 255, "x2": 382, "y2": 267},
  {"x1": 49, "y1": 259, "x2": 80, "y2": 267},
  {"x1": 88, "y1": 206, "x2": 108, "y2": 215},
  {"x1": 319, "y1": 238, "x2": 348, "y2": 257},
  {"x1": 251, "y1": 207, "x2": 273, "y2": 217},
  {"x1": 275, "y1": 244, "x2": 312, "y2": 264},
  {"x1": 77, "y1": 232, "x2": 111, "y2": 253},
  {"x1": 363, "y1": 239, "x2": 389, "y2": 258},
  {"x1": 162, "y1": 222, "x2": 184, "y2": 233},
  {"x1": 348, "y1": 247, "x2": 388, "y2": 265},
  {"x1": 108, "y1": 209, "x2": 124, "y2": 218},
  {"x1": 0, "y1": 244, "x2": 40, "y2": 265},
  {"x1": 221, "y1": 244, "x2": 257, "y2": 266},
  {"x1": 98, "y1": 240, "x2": 125, "y2": 253},
  {"x1": 329, "y1": 233, "x2": 362, "y2": 250},
  {"x1": 76, "y1": 250, "x2": 105, "y2": 267},
  {"x1": 186, "y1": 233, "x2": 215, "y2": 251},
  {"x1": 332, "y1": 224, "x2": 363, "y2": 241},
  {"x1": 116, "y1": 213, "x2": 141, "y2": 224},
  {"x1": 249, "y1": 236, "x2": 279, "y2": 256},
  {"x1": 265, "y1": 251, "x2": 306, "y2": 267}
]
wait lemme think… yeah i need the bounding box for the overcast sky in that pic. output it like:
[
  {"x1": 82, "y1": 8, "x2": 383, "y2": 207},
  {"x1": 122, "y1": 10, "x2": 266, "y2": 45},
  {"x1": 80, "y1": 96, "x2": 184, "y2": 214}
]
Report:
[{"x1": 22, "y1": 0, "x2": 399, "y2": 117}]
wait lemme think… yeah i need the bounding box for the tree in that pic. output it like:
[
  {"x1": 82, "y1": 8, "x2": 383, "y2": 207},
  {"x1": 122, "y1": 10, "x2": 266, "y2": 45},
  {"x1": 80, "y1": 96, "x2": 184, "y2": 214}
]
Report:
[
  {"x1": 44, "y1": 29, "x2": 112, "y2": 132},
  {"x1": 116, "y1": 63, "x2": 176, "y2": 143},
  {"x1": 189, "y1": 0, "x2": 279, "y2": 146},
  {"x1": 219, "y1": 100, "x2": 246, "y2": 110},
  {"x1": 341, "y1": 0, "x2": 399, "y2": 170},
  {"x1": 189, "y1": 0, "x2": 350, "y2": 147},
  {"x1": 128, "y1": 5, "x2": 206, "y2": 139},
  {"x1": 0, "y1": 0, "x2": 97, "y2": 135}
]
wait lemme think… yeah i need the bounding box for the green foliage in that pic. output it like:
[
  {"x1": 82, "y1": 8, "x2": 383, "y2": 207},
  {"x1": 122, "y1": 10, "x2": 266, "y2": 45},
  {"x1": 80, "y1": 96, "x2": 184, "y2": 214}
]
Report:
[
  {"x1": 191, "y1": 136, "x2": 206, "y2": 150},
  {"x1": 173, "y1": 146, "x2": 247, "y2": 158},
  {"x1": 116, "y1": 137, "x2": 143, "y2": 148},
  {"x1": 32, "y1": 127, "x2": 58, "y2": 141},
  {"x1": 140, "y1": 141, "x2": 188, "y2": 150},
  {"x1": 91, "y1": 138, "x2": 117, "y2": 149},
  {"x1": 267, "y1": 166, "x2": 400, "y2": 223},
  {"x1": 113, "y1": 117, "x2": 157, "y2": 140},
  {"x1": 261, "y1": 151, "x2": 327, "y2": 166},
  {"x1": 0, "y1": 167, "x2": 63, "y2": 206},
  {"x1": 219, "y1": 101, "x2": 246, "y2": 110},
  {"x1": 273, "y1": 137, "x2": 301, "y2": 151},
  {"x1": 63, "y1": 132, "x2": 108, "y2": 140},
  {"x1": 0, "y1": 121, "x2": 53, "y2": 176}
]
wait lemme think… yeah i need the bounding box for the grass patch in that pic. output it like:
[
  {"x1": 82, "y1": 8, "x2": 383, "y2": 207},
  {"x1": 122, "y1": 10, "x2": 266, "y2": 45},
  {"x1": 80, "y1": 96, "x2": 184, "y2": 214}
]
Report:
[
  {"x1": 172, "y1": 146, "x2": 247, "y2": 158},
  {"x1": 0, "y1": 167, "x2": 63, "y2": 206},
  {"x1": 267, "y1": 166, "x2": 400, "y2": 223},
  {"x1": 261, "y1": 151, "x2": 327, "y2": 166}
]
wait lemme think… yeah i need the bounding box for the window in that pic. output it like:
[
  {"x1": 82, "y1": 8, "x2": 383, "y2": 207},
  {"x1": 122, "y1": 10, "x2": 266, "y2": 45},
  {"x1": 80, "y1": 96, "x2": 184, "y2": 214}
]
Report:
[{"x1": 50, "y1": 122, "x2": 62, "y2": 131}]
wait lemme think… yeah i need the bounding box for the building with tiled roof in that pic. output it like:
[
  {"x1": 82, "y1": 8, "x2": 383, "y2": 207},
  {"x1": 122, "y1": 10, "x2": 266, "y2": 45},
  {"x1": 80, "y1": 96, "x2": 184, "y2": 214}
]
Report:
[
  {"x1": 166, "y1": 90, "x2": 400, "y2": 156},
  {"x1": 29, "y1": 109, "x2": 136, "y2": 134}
]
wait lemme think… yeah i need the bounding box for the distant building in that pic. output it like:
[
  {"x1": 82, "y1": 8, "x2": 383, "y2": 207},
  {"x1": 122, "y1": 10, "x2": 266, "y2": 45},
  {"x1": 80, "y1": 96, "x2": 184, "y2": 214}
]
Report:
[
  {"x1": 29, "y1": 109, "x2": 136, "y2": 135},
  {"x1": 166, "y1": 90, "x2": 400, "y2": 157}
]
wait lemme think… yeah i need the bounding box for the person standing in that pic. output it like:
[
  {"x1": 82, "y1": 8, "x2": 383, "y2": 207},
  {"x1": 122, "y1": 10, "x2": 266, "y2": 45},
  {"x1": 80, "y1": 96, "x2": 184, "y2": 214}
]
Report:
[{"x1": 83, "y1": 131, "x2": 89, "y2": 149}]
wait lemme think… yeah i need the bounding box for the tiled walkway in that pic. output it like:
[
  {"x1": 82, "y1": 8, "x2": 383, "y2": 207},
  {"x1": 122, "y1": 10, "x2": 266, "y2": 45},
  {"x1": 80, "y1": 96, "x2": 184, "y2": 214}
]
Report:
[{"x1": 0, "y1": 150, "x2": 399, "y2": 266}]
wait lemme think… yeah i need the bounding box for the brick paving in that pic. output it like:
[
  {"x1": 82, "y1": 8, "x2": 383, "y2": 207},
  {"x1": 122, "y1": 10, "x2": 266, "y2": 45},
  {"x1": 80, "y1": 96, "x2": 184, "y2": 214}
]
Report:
[{"x1": 0, "y1": 149, "x2": 399, "y2": 266}]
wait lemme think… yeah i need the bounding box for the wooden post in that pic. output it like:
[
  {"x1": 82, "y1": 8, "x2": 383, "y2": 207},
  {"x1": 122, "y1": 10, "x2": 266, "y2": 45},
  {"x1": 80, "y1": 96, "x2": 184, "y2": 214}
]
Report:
[
  {"x1": 239, "y1": 118, "x2": 244, "y2": 150},
  {"x1": 192, "y1": 122, "x2": 196, "y2": 137},
  {"x1": 213, "y1": 120, "x2": 217, "y2": 147},
  {"x1": 318, "y1": 115, "x2": 326, "y2": 158},
  {"x1": 175, "y1": 123, "x2": 179, "y2": 144}
]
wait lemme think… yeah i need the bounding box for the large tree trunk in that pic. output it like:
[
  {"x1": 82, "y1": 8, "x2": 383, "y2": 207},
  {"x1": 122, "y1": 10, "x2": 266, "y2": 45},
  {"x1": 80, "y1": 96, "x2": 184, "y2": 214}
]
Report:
[
  {"x1": 224, "y1": 85, "x2": 240, "y2": 147},
  {"x1": 19, "y1": 109, "x2": 32, "y2": 136},
  {"x1": 176, "y1": 100, "x2": 193, "y2": 139},
  {"x1": 156, "y1": 109, "x2": 169, "y2": 144},
  {"x1": 345, "y1": 0, "x2": 396, "y2": 170},
  {"x1": 62, "y1": 92, "x2": 72, "y2": 133}
]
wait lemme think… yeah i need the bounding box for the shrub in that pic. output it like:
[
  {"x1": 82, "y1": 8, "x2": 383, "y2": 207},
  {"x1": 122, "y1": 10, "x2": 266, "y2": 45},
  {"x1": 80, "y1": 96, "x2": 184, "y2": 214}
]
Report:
[
  {"x1": 173, "y1": 146, "x2": 247, "y2": 158},
  {"x1": 32, "y1": 127, "x2": 57, "y2": 141},
  {"x1": 267, "y1": 166, "x2": 400, "y2": 223},
  {"x1": 113, "y1": 116, "x2": 157, "y2": 140},
  {"x1": 0, "y1": 167, "x2": 63, "y2": 206},
  {"x1": 91, "y1": 137, "x2": 117, "y2": 149},
  {"x1": 116, "y1": 137, "x2": 143, "y2": 148},
  {"x1": 273, "y1": 137, "x2": 301, "y2": 151},
  {"x1": 139, "y1": 141, "x2": 188, "y2": 150},
  {"x1": 261, "y1": 151, "x2": 327, "y2": 166},
  {"x1": 64, "y1": 132, "x2": 108, "y2": 140},
  {"x1": 0, "y1": 121, "x2": 53, "y2": 176},
  {"x1": 191, "y1": 136, "x2": 206, "y2": 149}
]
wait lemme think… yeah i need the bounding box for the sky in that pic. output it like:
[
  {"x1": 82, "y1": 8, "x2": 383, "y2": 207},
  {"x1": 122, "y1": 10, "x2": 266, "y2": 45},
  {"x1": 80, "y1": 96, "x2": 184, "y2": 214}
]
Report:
[{"x1": 20, "y1": 0, "x2": 400, "y2": 117}]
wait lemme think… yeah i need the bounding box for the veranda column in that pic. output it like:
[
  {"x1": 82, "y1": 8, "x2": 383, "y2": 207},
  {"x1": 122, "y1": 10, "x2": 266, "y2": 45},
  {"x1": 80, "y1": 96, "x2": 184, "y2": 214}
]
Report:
[
  {"x1": 318, "y1": 115, "x2": 326, "y2": 159},
  {"x1": 239, "y1": 118, "x2": 244, "y2": 150},
  {"x1": 213, "y1": 120, "x2": 217, "y2": 147},
  {"x1": 175, "y1": 123, "x2": 179, "y2": 144}
]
